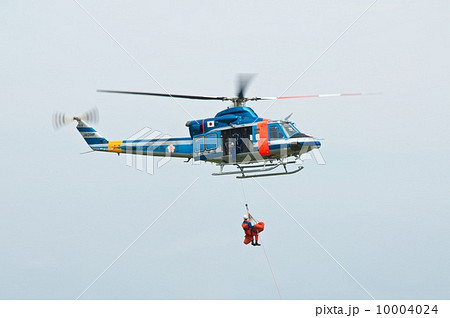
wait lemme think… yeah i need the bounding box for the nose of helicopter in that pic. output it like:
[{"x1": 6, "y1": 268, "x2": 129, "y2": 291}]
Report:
[
  {"x1": 290, "y1": 139, "x2": 321, "y2": 151},
  {"x1": 305, "y1": 140, "x2": 321, "y2": 150}
]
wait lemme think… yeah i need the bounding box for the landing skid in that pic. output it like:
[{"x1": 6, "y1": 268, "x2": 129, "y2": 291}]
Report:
[
  {"x1": 237, "y1": 166, "x2": 303, "y2": 179},
  {"x1": 212, "y1": 161, "x2": 304, "y2": 178}
]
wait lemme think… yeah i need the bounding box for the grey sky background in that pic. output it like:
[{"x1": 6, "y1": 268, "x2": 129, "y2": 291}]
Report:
[{"x1": 1, "y1": 1, "x2": 449, "y2": 299}]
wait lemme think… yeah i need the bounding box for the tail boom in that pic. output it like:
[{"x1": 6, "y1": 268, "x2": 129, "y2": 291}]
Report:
[{"x1": 75, "y1": 118, "x2": 192, "y2": 157}]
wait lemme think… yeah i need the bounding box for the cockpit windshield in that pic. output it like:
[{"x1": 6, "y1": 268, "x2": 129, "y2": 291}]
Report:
[{"x1": 281, "y1": 123, "x2": 299, "y2": 137}]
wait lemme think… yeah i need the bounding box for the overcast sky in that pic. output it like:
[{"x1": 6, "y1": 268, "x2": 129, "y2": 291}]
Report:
[{"x1": 1, "y1": 1, "x2": 449, "y2": 299}]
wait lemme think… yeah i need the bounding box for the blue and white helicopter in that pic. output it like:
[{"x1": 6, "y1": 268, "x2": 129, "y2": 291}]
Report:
[{"x1": 54, "y1": 77, "x2": 364, "y2": 178}]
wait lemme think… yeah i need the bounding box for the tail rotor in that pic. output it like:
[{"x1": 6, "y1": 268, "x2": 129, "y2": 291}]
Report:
[
  {"x1": 52, "y1": 107, "x2": 99, "y2": 130},
  {"x1": 52, "y1": 112, "x2": 73, "y2": 130},
  {"x1": 79, "y1": 107, "x2": 99, "y2": 124}
]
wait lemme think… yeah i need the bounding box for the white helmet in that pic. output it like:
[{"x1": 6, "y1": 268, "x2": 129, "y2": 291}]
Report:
[{"x1": 243, "y1": 215, "x2": 249, "y2": 219}]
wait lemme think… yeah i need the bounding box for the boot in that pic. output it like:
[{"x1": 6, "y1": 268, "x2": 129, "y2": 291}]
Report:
[
  {"x1": 253, "y1": 242, "x2": 261, "y2": 246},
  {"x1": 251, "y1": 241, "x2": 255, "y2": 246}
]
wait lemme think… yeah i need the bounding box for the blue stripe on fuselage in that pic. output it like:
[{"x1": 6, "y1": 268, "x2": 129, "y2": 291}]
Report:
[
  {"x1": 77, "y1": 127, "x2": 96, "y2": 132},
  {"x1": 121, "y1": 143, "x2": 193, "y2": 155},
  {"x1": 85, "y1": 137, "x2": 108, "y2": 145}
]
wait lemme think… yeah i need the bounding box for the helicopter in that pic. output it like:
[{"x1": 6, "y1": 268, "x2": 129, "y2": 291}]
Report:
[{"x1": 54, "y1": 76, "x2": 367, "y2": 178}]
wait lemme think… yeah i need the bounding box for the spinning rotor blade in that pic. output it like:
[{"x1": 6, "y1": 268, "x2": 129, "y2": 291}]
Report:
[
  {"x1": 97, "y1": 89, "x2": 228, "y2": 101},
  {"x1": 52, "y1": 107, "x2": 99, "y2": 130},
  {"x1": 52, "y1": 112, "x2": 73, "y2": 130},
  {"x1": 236, "y1": 73, "x2": 255, "y2": 99},
  {"x1": 79, "y1": 107, "x2": 99, "y2": 124}
]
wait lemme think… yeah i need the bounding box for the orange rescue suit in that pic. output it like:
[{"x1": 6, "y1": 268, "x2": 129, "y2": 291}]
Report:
[{"x1": 242, "y1": 220, "x2": 265, "y2": 245}]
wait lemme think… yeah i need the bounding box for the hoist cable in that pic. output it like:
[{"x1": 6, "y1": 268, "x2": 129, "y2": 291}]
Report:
[
  {"x1": 240, "y1": 179, "x2": 248, "y2": 206},
  {"x1": 240, "y1": 178, "x2": 281, "y2": 299}
]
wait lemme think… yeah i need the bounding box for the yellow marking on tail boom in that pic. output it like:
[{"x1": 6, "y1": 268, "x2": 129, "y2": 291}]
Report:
[{"x1": 108, "y1": 140, "x2": 123, "y2": 153}]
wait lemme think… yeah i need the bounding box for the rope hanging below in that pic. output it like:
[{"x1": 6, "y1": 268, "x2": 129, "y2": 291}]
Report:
[
  {"x1": 240, "y1": 181, "x2": 279, "y2": 298},
  {"x1": 241, "y1": 181, "x2": 259, "y2": 223},
  {"x1": 245, "y1": 203, "x2": 259, "y2": 224}
]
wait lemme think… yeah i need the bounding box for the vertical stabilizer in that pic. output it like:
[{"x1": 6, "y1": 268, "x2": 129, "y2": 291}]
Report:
[{"x1": 74, "y1": 118, "x2": 109, "y2": 151}]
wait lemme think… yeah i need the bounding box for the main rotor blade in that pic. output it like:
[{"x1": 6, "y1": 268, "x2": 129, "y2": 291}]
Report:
[
  {"x1": 236, "y1": 74, "x2": 255, "y2": 99},
  {"x1": 97, "y1": 89, "x2": 229, "y2": 101},
  {"x1": 257, "y1": 92, "x2": 379, "y2": 100}
]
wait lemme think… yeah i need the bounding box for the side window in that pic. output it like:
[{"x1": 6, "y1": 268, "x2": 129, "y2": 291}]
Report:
[
  {"x1": 253, "y1": 126, "x2": 260, "y2": 141},
  {"x1": 205, "y1": 133, "x2": 218, "y2": 150},
  {"x1": 269, "y1": 125, "x2": 283, "y2": 140},
  {"x1": 194, "y1": 136, "x2": 204, "y2": 152}
]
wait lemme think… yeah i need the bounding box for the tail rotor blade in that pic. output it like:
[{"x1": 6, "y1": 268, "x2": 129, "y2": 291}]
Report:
[
  {"x1": 52, "y1": 108, "x2": 99, "y2": 130},
  {"x1": 52, "y1": 112, "x2": 73, "y2": 130},
  {"x1": 80, "y1": 107, "x2": 99, "y2": 124}
]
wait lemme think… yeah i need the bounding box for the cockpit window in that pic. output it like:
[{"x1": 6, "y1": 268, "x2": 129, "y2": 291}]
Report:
[
  {"x1": 281, "y1": 123, "x2": 299, "y2": 137},
  {"x1": 269, "y1": 125, "x2": 284, "y2": 140}
]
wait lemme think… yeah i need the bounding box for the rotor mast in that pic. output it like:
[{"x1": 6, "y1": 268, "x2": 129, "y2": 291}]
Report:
[{"x1": 230, "y1": 97, "x2": 259, "y2": 107}]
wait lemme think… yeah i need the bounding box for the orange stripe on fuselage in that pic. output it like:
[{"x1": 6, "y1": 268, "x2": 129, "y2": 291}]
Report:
[
  {"x1": 257, "y1": 120, "x2": 270, "y2": 156},
  {"x1": 108, "y1": 140, "x2": 123, "y2": 153}
]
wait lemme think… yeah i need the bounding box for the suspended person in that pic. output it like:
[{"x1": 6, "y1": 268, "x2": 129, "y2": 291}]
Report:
[{"x1": 242, "y1": 214, "x2": 264, "y2": 246}]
